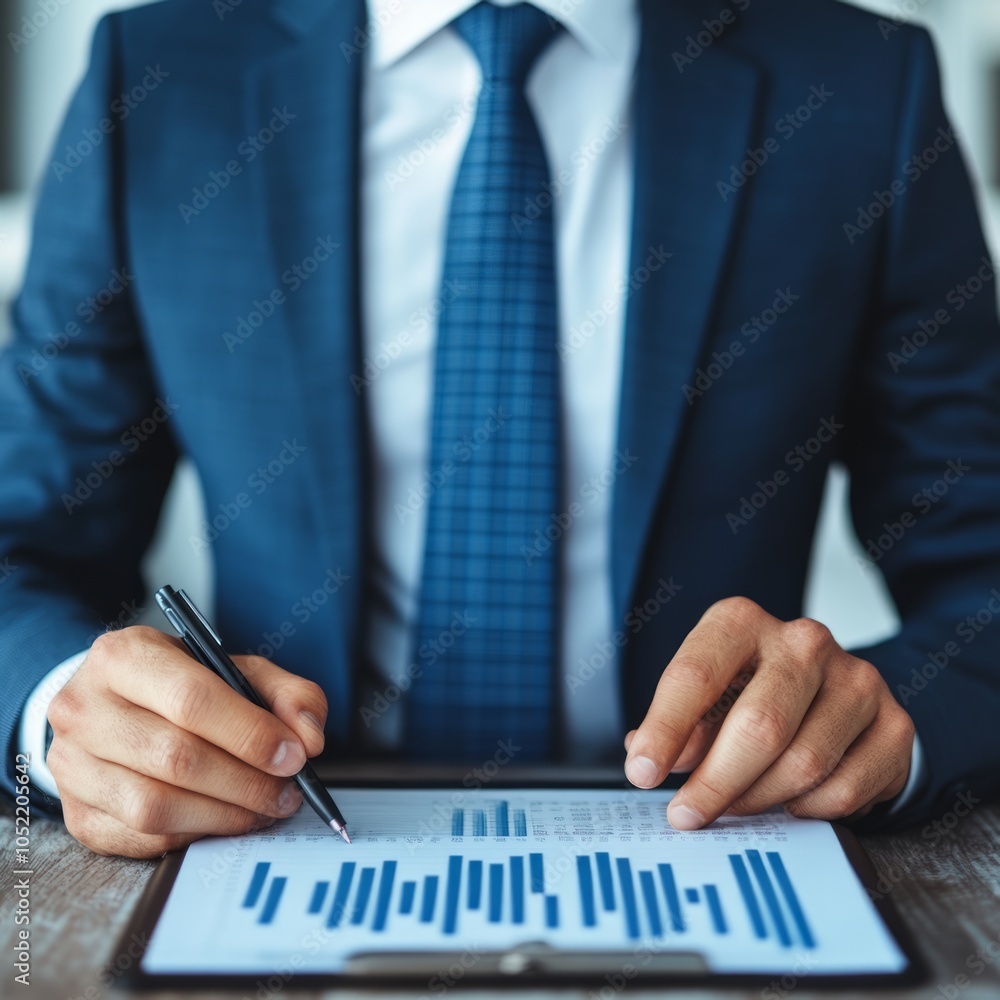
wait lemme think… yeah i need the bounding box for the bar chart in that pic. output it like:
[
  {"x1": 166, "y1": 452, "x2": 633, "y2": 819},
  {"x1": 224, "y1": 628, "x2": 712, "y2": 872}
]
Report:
[{"x1": 143, "y1": 788, "x2": 908, "y2": 977}]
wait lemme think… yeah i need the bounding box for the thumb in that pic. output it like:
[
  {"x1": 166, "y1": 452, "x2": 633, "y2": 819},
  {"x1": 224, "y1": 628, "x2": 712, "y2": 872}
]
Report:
[{"x1": 231, "y1": 655, "x2": 329, "y2": 758}]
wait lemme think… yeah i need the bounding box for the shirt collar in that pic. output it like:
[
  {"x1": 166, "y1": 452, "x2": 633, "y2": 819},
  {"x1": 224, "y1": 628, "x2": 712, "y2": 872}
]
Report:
[{"x1": 367, "y1": 0, "x2": 637, "y2": 70}]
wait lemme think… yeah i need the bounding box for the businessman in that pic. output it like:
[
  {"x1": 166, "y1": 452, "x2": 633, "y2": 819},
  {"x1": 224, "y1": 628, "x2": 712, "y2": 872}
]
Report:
[{"x1": 2, "y1": 0, "x2": 999, "y2": 859}]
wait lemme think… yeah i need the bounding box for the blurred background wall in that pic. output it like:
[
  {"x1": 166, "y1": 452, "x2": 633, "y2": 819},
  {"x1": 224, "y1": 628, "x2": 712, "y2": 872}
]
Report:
[{"x1": 0, "y1": 0, "x2": 996, "y2": 644}]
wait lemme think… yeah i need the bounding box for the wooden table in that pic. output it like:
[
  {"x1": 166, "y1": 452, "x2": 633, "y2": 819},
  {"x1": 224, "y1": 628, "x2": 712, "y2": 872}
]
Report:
[{"x1": 3, "y1": 768, "x2": 999, "y2": 1000}]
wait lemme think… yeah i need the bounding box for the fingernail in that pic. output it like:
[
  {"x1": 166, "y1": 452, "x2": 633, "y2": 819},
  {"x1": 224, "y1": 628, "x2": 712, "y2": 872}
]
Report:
[
  {"x1": 271, "y1": 739, "x2": 304, "y2": 773},
  {"x1": 625, "y1": 755, "x2": 660, "y2": 788},
  {"x1": 668, "y1": 802, "x2": 706, "y2": 830},
  {"x1": 277, "y1": 782, "x2": 302, "y2": 816},
  {"x1": 253, "y1": 813, "x2": 278, "y2": 831},
  {"x1": 299, "y1": 710, "x2": 325, "y2": 740}
]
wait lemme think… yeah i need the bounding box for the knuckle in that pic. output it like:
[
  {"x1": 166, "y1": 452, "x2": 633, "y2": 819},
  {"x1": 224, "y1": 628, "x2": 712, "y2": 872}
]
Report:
[
  {"x1": 246, "y1": 770, "x2": 286, "y2": 814},
  {"x1": 47, "y1": 687, "x2": 78, "y2": 733},
  {"x1": 782, "y1": 618, "x2": 833, "y2": 659},
  {"x1": 666, "y1": 655, "x2": 716, "y2": 693},
  {"x1": 122, "y1": 782, "x2": 168, "y2": 835},
  {"x1": 785, "y1": 741, "x2": 837, "y2": 789},
  {"x1": 850, "y1": 661, "x2": 882, "y2": 699},
  {"x1": 165, "y1": 673, "x2": 211, "y2": 729},
  {"x1": 152, "y1": 732, "x2": 199, "y2": 784},
  {"x1": 706, "y1": 595, "x2": 760, "y2": 628},
  {"x1": 818, "y1": 783, "x2": 863, "y2": 819},
  {"x1": 731, "y1": 704, "x2": 791, "y2": 753},
  {"x1": 299, "y1": 679, "x2": 327, "y2": 714}
]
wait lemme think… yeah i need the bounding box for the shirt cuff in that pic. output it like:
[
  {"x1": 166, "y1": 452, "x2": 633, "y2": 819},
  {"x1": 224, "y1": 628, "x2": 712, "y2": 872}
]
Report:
[
  {"x1": 886, "y1": 729, "x2": 926, "y2": 815},
  {"x1": 18, "y1": 649, "x2": 90, "y2": 800}
]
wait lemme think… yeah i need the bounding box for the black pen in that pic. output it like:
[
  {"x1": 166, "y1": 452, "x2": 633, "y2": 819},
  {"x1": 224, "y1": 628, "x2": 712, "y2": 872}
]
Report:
[{"x1": 154, "y1": 585, "x2": 351, "y2": 844}]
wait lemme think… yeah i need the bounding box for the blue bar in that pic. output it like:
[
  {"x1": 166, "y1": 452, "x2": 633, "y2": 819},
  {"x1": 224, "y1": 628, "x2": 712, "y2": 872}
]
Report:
[
  {"x1": 704, "y1": 884, "x2": 728, "y2": 934},
  {"x1": 444, "y1": 856, "x2": 462, "y2": 935},
  {"x1": 372, "y1": 861, "x2": 397, "y2": 932},
  {"x1": 747, "y1": 850, "x2": 791, "y2": 946},
  {"x1": 307, "y1": 881, "x2": 329, "y2": 914},
  {"x1": 259, "y1": 876, "x2": 286, "y2": 925},
  {"x1": 576, "y1": 856, "x2": 597, "y2": 927},
  {"x1": 473, "y1": 811, "x2": 486, "y2": 837},
  {"x1": 510, "y1": 856, "x2": 525, "y2": 924},
  {"x1": 351, "y1": 867, "x2": 376, "y2": 925},
  {"x1": 496, "y1": 802, "x2": 509, "y2": 837},
  {"x1": 615, "y1": 857, "x2": 640, "y2": 939},
  {"x1": 657, "y1": 863, "x2": 684, "y2": 932},
  {"x1": 728, "y1": 855, "x2": 767, "y2": 939},
  {"x1": 638, "y1": 871, "x2": 663, "y2": 937},
  {"x1": 766, "y1": 852, "x2": 816, "y2": 949},
  {"x1": 545, "y1": 895, "x2": 559, "y2": 928},
  {"x1": 514, "y1": 810, "x2": 527, "y2": 837},
  {"x1": 242, "y1": 862, "x2": 270, "y2": 908},
  {"x1": 421, "y1": 875, "x2": 439, "y2": 923},
  {"x1": 489, "y1": 863, "x2": 503, "y2": 922},
  {"x1": 529, "y1": 853, "x2": 545, "y2": 893},
  {"x1": 327, "y1": 862, "x2": 356, "y2": 928},
  {"x1": 468, "y1": 861, "x2": 483, "y2": 909},
  {"x1": 400, "y1": 880, "x2": 416, "y2": 915},
  {"x1": 596, "y1": 853, "x2": 616, "y2": 911},
  {"x1": 452, "y1": 809, "x2": 464, "y2": 837},
  {"x1": 685, "y1": 887, "x2": 699, "y2": 903}
]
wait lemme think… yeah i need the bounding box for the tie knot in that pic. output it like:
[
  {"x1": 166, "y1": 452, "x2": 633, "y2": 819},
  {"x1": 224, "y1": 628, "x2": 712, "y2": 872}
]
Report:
[{"x1": 453, "y1": 2, "x2": 562, "y2": 87}]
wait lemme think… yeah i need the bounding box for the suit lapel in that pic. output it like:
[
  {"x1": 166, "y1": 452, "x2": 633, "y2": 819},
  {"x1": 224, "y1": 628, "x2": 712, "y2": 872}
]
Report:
[
  {"x1": 611, "y1": 0, "x2": 763, "y2": 625},
  {"x1": 243, "y1": 0, "x2": 368, "y2": 721}
]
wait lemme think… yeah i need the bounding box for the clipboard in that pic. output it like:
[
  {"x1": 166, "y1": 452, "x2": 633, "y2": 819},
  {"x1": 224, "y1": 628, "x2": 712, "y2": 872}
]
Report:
[{"x1": 114, "y1": 769, "x2": 927, "y2": 990}]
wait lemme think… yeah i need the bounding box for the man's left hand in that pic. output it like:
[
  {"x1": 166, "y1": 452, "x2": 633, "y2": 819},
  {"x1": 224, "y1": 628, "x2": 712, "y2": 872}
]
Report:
[{"x1": 623, "y1": 597, "x2": 915, "y2": 829}]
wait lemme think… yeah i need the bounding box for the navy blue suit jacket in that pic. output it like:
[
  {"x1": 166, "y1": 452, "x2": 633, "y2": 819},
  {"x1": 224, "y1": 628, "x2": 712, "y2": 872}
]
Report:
[{"x1": 3, "y1": 0, "x2": 999, "y2": 830}]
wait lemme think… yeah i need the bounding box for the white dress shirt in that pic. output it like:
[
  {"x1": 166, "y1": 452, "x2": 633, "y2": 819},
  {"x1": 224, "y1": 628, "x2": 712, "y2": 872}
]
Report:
[{"x1": 21, "y1": 0, "x2": 924, "y2": 810}]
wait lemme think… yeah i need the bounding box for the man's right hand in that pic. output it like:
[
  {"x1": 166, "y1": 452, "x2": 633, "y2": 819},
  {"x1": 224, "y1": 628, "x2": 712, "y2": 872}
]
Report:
[{"x1": 45, "y1": 625, "x2": 329, "y2": 858}]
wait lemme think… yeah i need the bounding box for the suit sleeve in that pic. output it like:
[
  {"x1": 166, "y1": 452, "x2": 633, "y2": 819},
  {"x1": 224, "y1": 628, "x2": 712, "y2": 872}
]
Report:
[
  {"x1": 0, "y1": 15, "x2": 177, "y2": 812},
  {"x1": 843, "y1": 26, "x2": 1000, "y2": 831}
]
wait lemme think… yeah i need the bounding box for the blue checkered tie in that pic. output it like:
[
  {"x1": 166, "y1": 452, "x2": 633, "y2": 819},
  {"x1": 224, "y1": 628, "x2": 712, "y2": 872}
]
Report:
[{"x1": 404, "y1": 2, "x2": 563, "y2": 762}]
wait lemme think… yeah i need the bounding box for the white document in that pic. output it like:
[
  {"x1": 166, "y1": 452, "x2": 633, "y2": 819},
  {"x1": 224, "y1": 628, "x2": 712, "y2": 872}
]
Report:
[{"x1": 141, "y1": 788, "x2": 906, "y2": 976}]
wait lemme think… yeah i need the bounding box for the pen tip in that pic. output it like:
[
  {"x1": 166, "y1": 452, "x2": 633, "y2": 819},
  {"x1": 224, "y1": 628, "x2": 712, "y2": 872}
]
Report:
[{"x1": 330, "y1": 820, "x2": 351, "y2": 844}]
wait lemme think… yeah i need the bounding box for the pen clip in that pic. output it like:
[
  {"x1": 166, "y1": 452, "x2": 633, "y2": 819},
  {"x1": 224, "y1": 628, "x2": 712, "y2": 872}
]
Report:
[{"x1": 177, "y1": 588, "x2": 223, "y2": 645}]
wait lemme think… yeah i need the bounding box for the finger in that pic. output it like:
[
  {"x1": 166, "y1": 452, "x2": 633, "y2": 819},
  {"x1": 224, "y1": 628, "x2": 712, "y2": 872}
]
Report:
[
  {"x1": 670, "y1": 717, "x2": 722, "y2": 774},
  {"x1": 625, "y1": 598, "x2": 771, "y2": 789},
  {"x1": 48, "y1": 739, "x2": 282, "y2": 837},
  {"x1": 668, "y1": 655, "x2": 825, "y2": 829},
  {"x1": 60, "y1": 795, "x2": 202, "y2": 859},
  {"x1": 56, "y1": 689, "x2": 303, "y2": 819},
  {"x1": 89, "y1": 628, "x2": 308, "y2": 777},
  {"x1": 784, "y1": 708, "x2": 914, "y2": 821},
  {"x1": 728, "y1": 667, "x2": 880, "y2": 815},
  {"x1": 231, "y1": 655, "x2": 328, "y2": 758}
]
